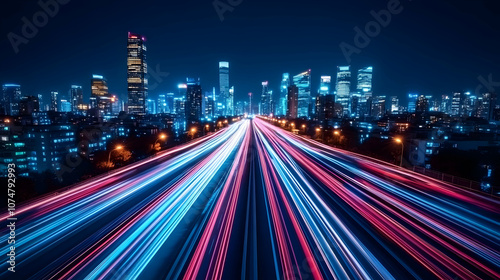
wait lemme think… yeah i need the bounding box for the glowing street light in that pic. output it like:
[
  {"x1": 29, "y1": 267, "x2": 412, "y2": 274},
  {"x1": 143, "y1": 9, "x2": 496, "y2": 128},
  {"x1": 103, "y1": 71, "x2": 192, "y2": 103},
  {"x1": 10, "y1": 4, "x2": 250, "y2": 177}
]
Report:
[
  {"x1": 154, "y1": 133, "x2": 167, "y2": 150},
  {"x1": 108, "y1": 145, "x2": 123, "y2": 170},
  {"x1": 334, "y1": 130, "x2": 341, "y2": 136}
]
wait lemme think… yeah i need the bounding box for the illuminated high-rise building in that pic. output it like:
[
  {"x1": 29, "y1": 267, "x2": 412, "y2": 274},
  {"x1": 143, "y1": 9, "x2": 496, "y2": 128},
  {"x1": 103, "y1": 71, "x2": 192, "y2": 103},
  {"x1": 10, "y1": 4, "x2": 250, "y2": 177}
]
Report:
[
  {"x1": 278, "y1": 73, "x2": 290, "y2": 116},
  {"x1": 451, "y1": 92, "x2": 462, "y2": 117},
  {"x1": 228, "y1": 86, "x2": 234, "y2": 116},
  {"x1": 185, "y1": 78, "x2": 203, "y2": 123},
  {"x1": 19, "y1": 96, "x2": 40, "y2": 116},
  {"x1": 91, "y1": 75, "x2": 112, "y2": 117},
  {"x1": 408, "y1": 93, "x2": 419, "y2": 113},
  {"x1": 2, "y1": 84, "x2": 21, "y2": 116},
  {"x1": 146, "y1": 99, "x2": 156, "y2": 114},
  {"x1": 319, "y1": 76, "x2": 332, "y2": 96},
  {"x1": 157, "y1": 94, "x2": 167, "y2": 114},
  {"x1": 357, "y1": 67, "x2": 373, "y2": 100},
  {"x1": 127, "y1": 32, "x2": 148, "y2": 116},
  {"x1": 293, "y1": 70, "x2": 311, "y2": 118},
  {"x1": 371, "y1": 96, "x2": 386, "y2": 118},
  {"x1": 260, "y1": 81, "x2": 272, "y2": 115},
  {"x1": 60, "y1": 99, "x2": 72, "y2": 112},
  {"x1": 70, "y1": 85, "x2": 83, "y2": 113},
  {"x1": 391, "y1": 96, "x2": 399, "y2": 114},
  {"x1": 219, "y1": 62, "x2": 230, "y2": 116},
  {"x1": 335, "y1": 66, "x2": 351, "y2": 117},
  {"x1": 50, "y1": 91, "x2": 59, "y2": 112}
]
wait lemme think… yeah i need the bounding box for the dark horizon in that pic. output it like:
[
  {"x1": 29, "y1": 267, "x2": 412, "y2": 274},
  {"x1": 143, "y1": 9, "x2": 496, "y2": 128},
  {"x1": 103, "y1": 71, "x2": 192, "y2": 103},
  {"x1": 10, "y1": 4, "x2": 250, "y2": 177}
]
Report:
[{"x1": 1, "y1": 0, "x2": 499, "y2": 104}]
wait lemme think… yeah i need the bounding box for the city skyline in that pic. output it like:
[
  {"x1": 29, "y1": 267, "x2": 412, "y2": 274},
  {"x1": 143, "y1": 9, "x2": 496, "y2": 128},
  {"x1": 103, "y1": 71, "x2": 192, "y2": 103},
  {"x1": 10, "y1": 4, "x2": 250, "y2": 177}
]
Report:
[{"x1": 1, "y1": 0, "x2": 499, "y2": 104}]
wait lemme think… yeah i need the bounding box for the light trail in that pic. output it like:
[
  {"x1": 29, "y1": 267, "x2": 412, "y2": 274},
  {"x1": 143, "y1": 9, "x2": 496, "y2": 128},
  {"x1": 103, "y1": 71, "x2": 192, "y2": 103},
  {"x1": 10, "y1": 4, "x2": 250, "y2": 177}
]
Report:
[{"x1": 1, "y1": 118, "x2": 498, "y2": 280}]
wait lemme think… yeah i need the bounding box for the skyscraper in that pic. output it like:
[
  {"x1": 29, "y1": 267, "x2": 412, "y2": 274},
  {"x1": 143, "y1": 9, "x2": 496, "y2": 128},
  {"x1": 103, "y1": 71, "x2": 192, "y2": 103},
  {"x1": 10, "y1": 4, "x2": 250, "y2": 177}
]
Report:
[
  {"x1": 185, "y1": 78, "x2": 203, "y2": 123},
  {"x1": 157, "y1": 94, "x2": 167, "y2": 114},
  {"x1": 287, "y1": 85, "x2": 299, "y2": 119},
  {"x1": 357, "y1": 67, "x2": 373, "y2": 100},
  {"x1": 319, "y1": 76, "x2": 332, "y2": 96},
  {"x1": 127, "y1": 32, "x2": 148, "y2": 116},
  {"x1": 335, "y1": 66, "x2": 351, "y2": 117},
  {"x1": 371, "y1": 96, "x2": 386, "y2": 118},
  {"x1": 228, "y1": 86, "x2": 234, "y2": 116},
  {"x1": 70, "y1": 85, "x2": 83, "y2": 113},
  {"x1": 60, "y1": 99, "x2": 72, "y2": 112},
  {"x1": 279, "y1": 73, "x2": 290, "y2": 116},
  {"x1": 91, "y1": 75, "x2": 112, "y2": 117},
  {"x1": 146, "y1": 99, "x2": 156, "y2": 114},
  {"x1": 408, "y1": 93, "x2": 419, "y2": 113},
  {"x1": 293, "y1": 70, "x2": 311, "y2": 118},
  {"x1": 391, "y1": 96, "x2": 399, "y2": 114},
  {"x1": 2, "y1": 84, "x2": 21, "y2": 116},
  {"x1": 451, "y1": 92, "x2": 462, "y2": 117},
  {"x1": 50, "y1": 91, "x2": 59, "y2": 112},
  {"x1": 260, "y1": 81, "x2": 272, "y2": 115},
  {"x1": 219, "y1": 62, "x2": 230, "y2": 116}
]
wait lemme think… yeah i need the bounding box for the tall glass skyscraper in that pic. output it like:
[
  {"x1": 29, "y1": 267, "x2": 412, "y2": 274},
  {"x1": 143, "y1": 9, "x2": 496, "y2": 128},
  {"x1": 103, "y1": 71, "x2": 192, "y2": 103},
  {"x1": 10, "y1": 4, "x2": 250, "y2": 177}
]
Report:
[
  {"x1": 278, "y1": 73, "x2": 290, "y2": 116},
  {"x1": 2, "y1": 84, "x2": 21, "y2": 116},
  {"x1": 91, "y1": 75, "x2": 112, "y2": 116},
  {"x1": 70, "y1": 85, "x2": 83, "y2": 113},
  {"x1": 357, "y1": 67, "x2": 373, "y2": 100},
  {"x1": 127, "y1": 32, "x2": 148, "y2": 116},
  {"x1": 335, "y1": 66, "x2": 351, "y2": 117},
  {"x1": 50, "y1": 91, "x2": 59, "y2": 112},
  {"x1": 260, "y1": 81, "x2": 272, "y2": 115},
  {"x1": 219, "y1": 62, "x2": 230, "y2": 116},
  {"x1": 408, "y1": 93, "x2": 419, "y2": 113},
  {"x1": 293, "y1": 70, "x2": 311, "y2": 118},
  {"x1": 186, "y1": 78, "x2": 203, "y2": 123},
  {"x1": 319, "y1": 76, "x2": 332, "y2": 96}
]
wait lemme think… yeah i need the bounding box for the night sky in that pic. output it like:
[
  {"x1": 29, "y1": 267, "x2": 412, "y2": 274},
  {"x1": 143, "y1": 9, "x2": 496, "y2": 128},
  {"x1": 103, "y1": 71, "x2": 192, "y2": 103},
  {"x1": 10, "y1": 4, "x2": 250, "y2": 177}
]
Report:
[{"x1": 1, "y1": 0, "x2": 499, "y2": 105}]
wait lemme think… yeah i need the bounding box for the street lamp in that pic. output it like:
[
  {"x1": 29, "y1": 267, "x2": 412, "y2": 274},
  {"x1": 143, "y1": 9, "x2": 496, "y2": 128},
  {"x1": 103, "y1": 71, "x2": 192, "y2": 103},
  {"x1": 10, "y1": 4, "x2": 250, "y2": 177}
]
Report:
[
  {"x1": 108, "y1": 145, "x2": 123, "y2": 170},
  {"x1": 334, "y1": 130, "x2": 340, "y2": 136},
  {"x1": 395, "y1": 138, "x2": 404, "y2": 167},
  {"x1": 190, "y1": 127, "x2": 197, "y2": 139},
  {"x1": 154, "y1": 133, "x2": 167, "y2": 150}
]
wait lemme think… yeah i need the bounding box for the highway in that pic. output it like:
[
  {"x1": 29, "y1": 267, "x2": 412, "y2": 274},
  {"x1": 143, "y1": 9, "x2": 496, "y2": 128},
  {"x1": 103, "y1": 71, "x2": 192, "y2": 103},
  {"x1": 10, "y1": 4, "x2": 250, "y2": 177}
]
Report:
[{"x1": 1, "y1": 118, "x2": 499, "y2": 279}]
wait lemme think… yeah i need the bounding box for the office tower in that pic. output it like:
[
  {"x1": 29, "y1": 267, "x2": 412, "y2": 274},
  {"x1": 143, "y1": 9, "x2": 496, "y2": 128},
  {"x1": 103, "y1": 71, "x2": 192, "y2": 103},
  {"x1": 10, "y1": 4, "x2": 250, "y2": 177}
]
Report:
[
  {"x1": 146, "y1": 99, "x2": 156, "y2": 114},
  {"x1": 50, "y1": 91, "x2": 59, "y2": 111},
  {"x1": 391, "y1": 96, "x2": 399, "y2": 114},
  {"x1": 260, "y1": 81, "x2": 272, "y2": 115},
  {"x1": 416, "y1": 95, "x2": 429, "y2": 113},
  {"x1": 2, "y1": 84, "x2": 22, "y2": 116},
  {"x1": 315, "y1": 94, "x2": 335, "y2": 121},
  {"x1": 293, "y1": 70, "x2": 311, "y2": 118},
  {"x1": 441, "y1": 95, "x2": 451, "y2": 114},
  {"x1": 408, "y1": 93, "x2": 419, "y2": 113},
  {"x1": 462, "y1": 92, "x2": 476, "y2": 117},
  {"x1": 287, "y1": 85, "x2": 299, "y2": 119},
  {"x1": 127, "y1": 32, "x2": 148, "y2": 116},
  {"x1": 60, "y1": 99, "x2": 72, "y2": 112},
  {"x1": 185, "y1": 78, "x2": 203, "y2": 123},
  {"x1": 219, "y1": 62, "x2": 230, "y2": 116},
  {"x1": 278, "y1": 73, "x2": 290, "y2": 116},
  {"x1": 166, "y1": 92, "x2": 175, "y2": 114},
  {"x1": 19, "y1": 96, "x2": 40, "y2": 115},
  {"x1": 70, "y1": 85, "x2": 83, "y2": 113},
  {"x1": 37, "y1": 94, "x2": 44, "y2": 112},
  {"x1": 319, "y1": 76, "x2": 332, "y2": 96},
  {"x1": 451, "y1": 92, "x2": 462, "y2": 117},
  {"x1": 371, "y1": 96, "x2": 386, "y2": 118},
  {"x1": 350, "y1": 93, "x2": 361, "y2": 118},
  {"x1": 157, "y1": 94, "x2": 167, "y2": 114},
  {"x1": 357, "y1": 67, "x2": 373, "y2": 99},
  {"x1": 204, "y1": 91, "x2": 215, "y2": 119},
  {"x1": 174, "y1": 97, "x2": 185, "y2": 117},
  {"x1": 249, "y1": 92, "x2": 253, "y2": 115},
  {"x1": 477, "y1": 92, "x2": 496, "y2": 120},
  {"x1": 111, "y1": 95, "x2": 122, "y2": 114},
  {"x1": 228, "y1": 86, "x2": 234, "y2": 116},
  {"x1": 335, "y1": 66, "x2": 351, "y2": 117},
  {"x1": 91, "y1": 75, "x2": 112, "y2": 117}
]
